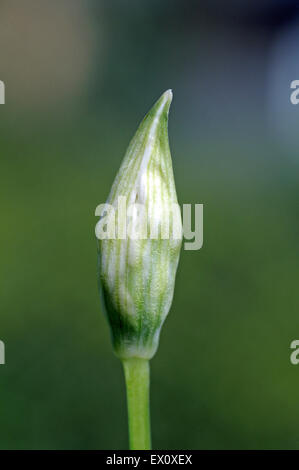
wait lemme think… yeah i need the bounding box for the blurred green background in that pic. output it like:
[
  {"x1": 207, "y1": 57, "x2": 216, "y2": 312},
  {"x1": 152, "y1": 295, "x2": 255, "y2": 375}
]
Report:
[{"x1": 1, "y1": 0, "x2": 299, "y2": 449}]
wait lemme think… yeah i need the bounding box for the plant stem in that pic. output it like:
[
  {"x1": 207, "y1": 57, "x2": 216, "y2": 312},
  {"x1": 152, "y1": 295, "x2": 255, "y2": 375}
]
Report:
[{"x1": 122, "y1": 357, "x2": 151, "y2": 450}]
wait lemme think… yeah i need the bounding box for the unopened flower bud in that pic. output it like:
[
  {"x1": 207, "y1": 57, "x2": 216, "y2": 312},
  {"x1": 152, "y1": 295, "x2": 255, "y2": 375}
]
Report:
[{"x1": 97, "y1": 90, "x2": 182, "y2": 360}]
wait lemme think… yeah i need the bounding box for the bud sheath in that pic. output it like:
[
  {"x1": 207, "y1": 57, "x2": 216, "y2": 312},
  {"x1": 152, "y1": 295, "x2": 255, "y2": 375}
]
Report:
[{"x1": 97, "y1": 90, "x2": 182, "y2": 360}]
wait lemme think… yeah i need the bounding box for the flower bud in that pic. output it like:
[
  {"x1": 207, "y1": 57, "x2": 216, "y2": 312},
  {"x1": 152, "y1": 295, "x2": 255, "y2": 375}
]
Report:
[{"x1": 97, "y1": 90, "x2": 182, "y2": 360}]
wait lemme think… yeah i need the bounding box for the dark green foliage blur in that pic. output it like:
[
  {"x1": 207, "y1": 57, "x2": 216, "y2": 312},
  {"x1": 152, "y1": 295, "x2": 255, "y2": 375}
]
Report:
[{"x1": 0, "y1": 0, "x2": 299, "y2": 449}]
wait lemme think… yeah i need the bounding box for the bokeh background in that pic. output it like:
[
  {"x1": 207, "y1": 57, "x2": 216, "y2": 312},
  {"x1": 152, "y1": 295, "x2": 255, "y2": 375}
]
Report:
[{"x1": 1, "y1": 0, "x2": 299, "y2": 450}]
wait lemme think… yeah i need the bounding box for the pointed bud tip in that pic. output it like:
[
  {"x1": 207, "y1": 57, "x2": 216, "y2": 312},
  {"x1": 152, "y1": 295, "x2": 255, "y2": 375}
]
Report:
[
  {"x1": 163, "y1": 89, "x2": 173, "y2": 102},
  {"x1": 147, "y1": 89, "x2": 173, "y2": 120}
]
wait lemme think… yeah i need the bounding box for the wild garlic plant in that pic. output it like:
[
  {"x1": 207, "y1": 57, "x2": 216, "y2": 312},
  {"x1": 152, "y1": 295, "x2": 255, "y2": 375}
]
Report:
[{"x1": 97, "y1": 90, "x2": 182, "y2": 450}]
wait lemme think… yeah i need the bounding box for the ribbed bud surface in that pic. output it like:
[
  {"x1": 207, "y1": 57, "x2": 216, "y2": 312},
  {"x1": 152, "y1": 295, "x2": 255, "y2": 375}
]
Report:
[{"x1": 97, "y1": 90, "x2": 182, "y2": 359}]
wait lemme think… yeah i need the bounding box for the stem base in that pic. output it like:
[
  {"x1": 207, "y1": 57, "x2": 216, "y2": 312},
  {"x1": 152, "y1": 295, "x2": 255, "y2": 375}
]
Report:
[{"x1": 122, "y1": 358, "x2": 151, "y2": 450}]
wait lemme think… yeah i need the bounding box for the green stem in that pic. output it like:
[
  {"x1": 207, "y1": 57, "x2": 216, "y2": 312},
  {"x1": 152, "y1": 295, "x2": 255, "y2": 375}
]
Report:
[{"x1": 122, "y1": 357, "x2": 151, "y2": 450}]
